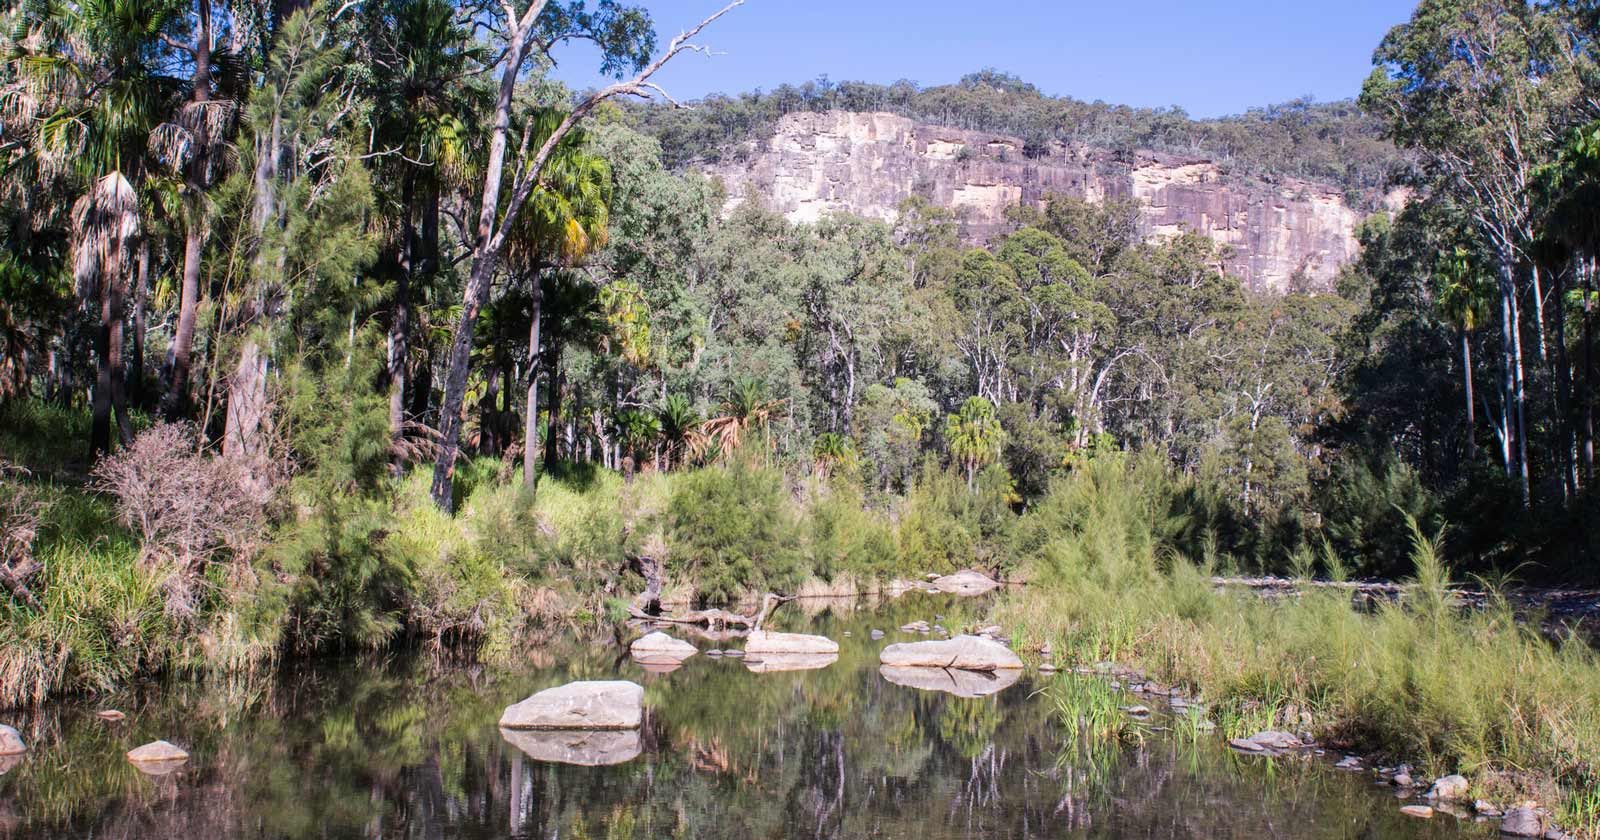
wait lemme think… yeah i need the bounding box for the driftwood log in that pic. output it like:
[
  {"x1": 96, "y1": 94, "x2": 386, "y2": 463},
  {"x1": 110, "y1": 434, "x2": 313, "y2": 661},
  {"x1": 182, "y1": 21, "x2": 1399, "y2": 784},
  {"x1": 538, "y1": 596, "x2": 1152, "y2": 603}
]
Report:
[{"x1": 628, "y1": 590, "x2": 791, "y2": 632}]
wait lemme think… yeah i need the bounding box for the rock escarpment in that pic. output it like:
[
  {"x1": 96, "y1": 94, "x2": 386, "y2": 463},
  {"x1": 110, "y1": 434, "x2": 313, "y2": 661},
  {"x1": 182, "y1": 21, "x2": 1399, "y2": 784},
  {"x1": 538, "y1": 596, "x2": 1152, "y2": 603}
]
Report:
[{"x1": 706, "y1": 111, "x2": 1364, "y2": 293}]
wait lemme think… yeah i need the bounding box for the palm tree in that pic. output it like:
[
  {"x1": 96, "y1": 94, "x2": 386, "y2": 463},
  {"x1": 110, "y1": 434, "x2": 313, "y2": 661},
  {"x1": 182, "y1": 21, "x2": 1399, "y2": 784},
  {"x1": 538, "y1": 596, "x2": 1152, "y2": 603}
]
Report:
[
  {"x1": 697, "y1": 378, "x2": 783, "y2": 464},
  {"x1": 614, "y1": 408, "x2": 660, "y2": 483},
  {"x1": 945, "y1": 396, "x2": 1006, "y2": 489},
  {"x1": 6, "y1": 0, "x2": 182, "y2": 453},
  {"x1": 1435, "y1": 245, "x2": 1491, "y2": 465},
  {"x1": 656, "y1": 393, "x2": 699, "y2": 470},
  {"x1": 502, "y1": 110, "x2": 612, "y2": 487},
  {"x1": 811, "y1": 432, "x2": 856, "y2": 480}
]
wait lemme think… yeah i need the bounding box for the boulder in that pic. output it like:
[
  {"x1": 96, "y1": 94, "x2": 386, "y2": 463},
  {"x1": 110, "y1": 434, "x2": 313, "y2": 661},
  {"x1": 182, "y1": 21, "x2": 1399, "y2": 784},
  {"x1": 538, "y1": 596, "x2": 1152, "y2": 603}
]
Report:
[
  {"x1": 879, "y1": 664, "x2": 1021, "y2": 698},
  {"x1": 1428, "y1": 774, "x2": 1470, "y2": 801},
  {"x1": 1400, "y1": 805, "x2": 1435, "y2": 819},
  {"x1": 931, "y1": 570, "x2": 1000, "y2": 596},
  {"x1": 879, "y1": 635, "x2": 1023, "y2": 671},
  {"x1": 499, "y1": 728, "x2": 641, "y2": 766},
  {"x1": 499, "y1": 681, "x2": 644, "y2": 730},
  {"x1": 630, "y1": 631, "x2": 698, "y2": 664},
  {"x1": 744, "y1": 631, "x2": 839, "y2": 656},
  {"x1": 0, "y1": 725, "x2": 24, "y2": 755},
  {"x1": 745, "y1": 653, "x2": 838, "y2": 673},
  {"x1": 1501, "y1": 806, "x2": 1544, "y2": 837},
  {"x1": 127, "y1": 740, "x2": 189, "y2": 774}
]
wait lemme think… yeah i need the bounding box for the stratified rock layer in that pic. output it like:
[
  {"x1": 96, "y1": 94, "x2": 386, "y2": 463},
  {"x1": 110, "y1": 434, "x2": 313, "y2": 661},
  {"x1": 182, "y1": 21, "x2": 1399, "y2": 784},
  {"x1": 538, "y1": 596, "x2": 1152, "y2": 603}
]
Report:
[{"x1": 707, "y1": 111, "x2": 1363, "y2": 293}]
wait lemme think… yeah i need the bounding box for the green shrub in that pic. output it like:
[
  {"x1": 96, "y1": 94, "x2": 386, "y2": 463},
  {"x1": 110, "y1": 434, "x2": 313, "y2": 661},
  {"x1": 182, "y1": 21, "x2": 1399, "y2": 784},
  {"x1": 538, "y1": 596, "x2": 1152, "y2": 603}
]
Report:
[
  {"x1": 897, "y1": 463, "x2": 1017, "y2": 575},
  {"x1": 661, "y1": 461, "x2": 801, "y2": 602},
  {"x1": 802, "y1": 483, "x2": 900, "y2": 582}
]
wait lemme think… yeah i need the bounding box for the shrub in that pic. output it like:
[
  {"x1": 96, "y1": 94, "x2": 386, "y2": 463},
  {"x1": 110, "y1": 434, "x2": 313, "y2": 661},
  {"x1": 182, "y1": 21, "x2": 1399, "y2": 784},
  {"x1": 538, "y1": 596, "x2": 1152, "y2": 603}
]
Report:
[
  {"x1": 897, "y1": 463, "x2": 1017, "y2": 576},
  {"x1": 802, "y1": 483, "x2": 900, "y2": 583},
  {"x1": 661, "y1": 461, "x2": 801, "y2": 602}
]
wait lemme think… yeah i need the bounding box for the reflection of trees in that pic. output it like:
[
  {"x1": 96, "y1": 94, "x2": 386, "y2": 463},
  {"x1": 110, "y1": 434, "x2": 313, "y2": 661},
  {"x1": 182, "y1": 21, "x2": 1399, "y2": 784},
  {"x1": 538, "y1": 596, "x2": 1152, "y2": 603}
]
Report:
[{"x1": 6, "y1": 603, "x2": 1446, "y2": 840}]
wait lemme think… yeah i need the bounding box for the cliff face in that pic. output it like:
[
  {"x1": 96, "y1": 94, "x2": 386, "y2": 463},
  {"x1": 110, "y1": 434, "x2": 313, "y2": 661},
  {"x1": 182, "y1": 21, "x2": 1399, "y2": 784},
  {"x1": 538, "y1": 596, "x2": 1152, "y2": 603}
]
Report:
[{"x1": 705, "y1": 111, "x2": 1363, "y2": 293}]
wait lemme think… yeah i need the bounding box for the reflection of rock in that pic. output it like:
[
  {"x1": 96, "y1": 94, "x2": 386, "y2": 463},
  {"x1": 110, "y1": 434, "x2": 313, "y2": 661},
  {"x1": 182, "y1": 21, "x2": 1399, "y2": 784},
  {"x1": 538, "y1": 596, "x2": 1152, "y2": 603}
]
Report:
[
  {"x1": 636, "y1": 660, "x2": 683, "y2": 675},
  {"x1": 879, "y1": 635, "x2": 1023, "y2": 670},
  {"x1": 744, "y1": 630, "x2": 839, "y2": 655},
  {"x1": 132, "y1": 758, "x2": 189, "y2": 777},
  {"x1": 499, "y1": 681, "x2": 644, "y2": 730},
  {"x1": 931, "y1": 570, "x2": 1000, "y2": 596},
  {"x1": 0, "y1": 725, "x2": 24, "y2": 755},
  {"x1": 744, "y1": 653, "x2": 838, "y2": 673},
  {"x1": 499, "y1": 727, "x2": 642, "y2": 766},
  {"x1": 95, "y1": 710, "x2": 126, "y2": 722},
  {"x1": 630, "y1": 631, "x2": 697, "y2": 665},
  {"x1": 0, "y1": 753, "x2": 22, "y2": 776},
  {"x1": 879, "y1": 665, "x2": 1022, "y2": 697}
]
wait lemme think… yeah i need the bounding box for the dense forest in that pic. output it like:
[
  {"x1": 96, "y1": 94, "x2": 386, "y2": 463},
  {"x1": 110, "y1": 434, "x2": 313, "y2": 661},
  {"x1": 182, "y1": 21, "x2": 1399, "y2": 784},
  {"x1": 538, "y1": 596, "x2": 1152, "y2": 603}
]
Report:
[
  {"x1": 4, "y1": 0, "x2": 1600, "y2": 791},
  {"x1": 629, "y1": 70, "x2": 1412, "y2": 201}
]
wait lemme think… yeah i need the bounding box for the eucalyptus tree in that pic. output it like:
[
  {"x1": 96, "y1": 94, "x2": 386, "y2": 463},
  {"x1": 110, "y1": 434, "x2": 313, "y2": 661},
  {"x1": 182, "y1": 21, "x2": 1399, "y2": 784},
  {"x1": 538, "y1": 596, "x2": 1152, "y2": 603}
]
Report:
[
  {"x1": 1361, "y1": 0, "x2": 1593, "y2": 505},
  {"x1": 428, "y1": 0, "x2": 743, "y2": 511}
]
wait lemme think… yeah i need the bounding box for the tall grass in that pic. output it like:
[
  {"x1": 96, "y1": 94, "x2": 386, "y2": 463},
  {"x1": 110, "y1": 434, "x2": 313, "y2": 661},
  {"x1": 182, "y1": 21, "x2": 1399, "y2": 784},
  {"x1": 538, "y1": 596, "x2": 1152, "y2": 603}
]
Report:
[{"x1": 998, "y1": 456, "x2": 1600, "y2": 834}]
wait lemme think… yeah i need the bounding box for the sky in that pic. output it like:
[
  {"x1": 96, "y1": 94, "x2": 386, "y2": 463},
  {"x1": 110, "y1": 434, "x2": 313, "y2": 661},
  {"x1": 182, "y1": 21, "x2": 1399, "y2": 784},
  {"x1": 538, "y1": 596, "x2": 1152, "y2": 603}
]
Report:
[{"x1": 551, "y1": 0, "x2": 1421, "y2": 118}]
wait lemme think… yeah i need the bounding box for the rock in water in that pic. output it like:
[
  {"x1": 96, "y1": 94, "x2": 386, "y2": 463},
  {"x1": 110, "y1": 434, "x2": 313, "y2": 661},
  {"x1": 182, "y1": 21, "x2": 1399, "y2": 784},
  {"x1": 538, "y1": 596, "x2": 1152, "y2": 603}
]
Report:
[
  {"x1": 1400, "y1": 805, "x2": 1435, "y2": 819},
  {"x1": 879, "y1": 635, "x2": 1023, "y2": 671},
  {"x1": 931, "y1": 570, "x2": 1000, "y2": 596},
  {"x1": 127, "y1": 740, "x2": 189, "y2": 774},
  {"x1": 500, "y1": 728, "x2": 641, "y2": 766},
  {"x1": 869, "y1": 629, "x2": 885, "y2": 640},
  {"x1": 630, "y1": 631, "x2": 698, "y2": 663},
  {"x1": 0, "y1": 725, "x2": 24, "y2": 755},
  {"x1": 880, "y1": 664, "x2": 1022, "y2": 697},
  {"x1": 1429, "y1": 774, "x2": 1470, "y2": 801},
  {"x1": 744, "y1": 631, "x2": 839, "y2": 655},
  {"x1": 1500, "y1": 806, "x2": 1544, "y2": 837},
  {"x1": 499, "y1": 681, "x2": 644, "y2": 730}
]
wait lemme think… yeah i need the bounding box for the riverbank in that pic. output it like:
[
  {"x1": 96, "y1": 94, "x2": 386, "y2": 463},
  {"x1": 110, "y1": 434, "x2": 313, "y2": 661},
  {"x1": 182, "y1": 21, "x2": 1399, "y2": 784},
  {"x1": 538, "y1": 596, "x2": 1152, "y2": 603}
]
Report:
[{"x1": 992, "y1": 458, "x2": 1600, "y2": 838}]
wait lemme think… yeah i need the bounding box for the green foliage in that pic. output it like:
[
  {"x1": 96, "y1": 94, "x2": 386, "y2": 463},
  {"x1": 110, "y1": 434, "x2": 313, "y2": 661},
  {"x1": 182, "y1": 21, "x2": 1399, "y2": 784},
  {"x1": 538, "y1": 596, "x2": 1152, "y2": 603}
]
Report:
[
  {"x1": 802, "y1": 483, "x2": 899, "y2": 583},
  {"x1": 661, "y1": 461, "x2": 801, "y2": 602},
  {"x1": 897, "y1": 463, "x2": 1017, "y2": 576}
]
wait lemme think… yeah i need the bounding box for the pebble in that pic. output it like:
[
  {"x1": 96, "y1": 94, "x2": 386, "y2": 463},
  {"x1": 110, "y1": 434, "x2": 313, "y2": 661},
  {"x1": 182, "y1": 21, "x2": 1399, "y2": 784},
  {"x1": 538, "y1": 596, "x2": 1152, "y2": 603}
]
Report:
[{"x1": 1393, "y1": 773, "x2": 1415, "y2": 788}]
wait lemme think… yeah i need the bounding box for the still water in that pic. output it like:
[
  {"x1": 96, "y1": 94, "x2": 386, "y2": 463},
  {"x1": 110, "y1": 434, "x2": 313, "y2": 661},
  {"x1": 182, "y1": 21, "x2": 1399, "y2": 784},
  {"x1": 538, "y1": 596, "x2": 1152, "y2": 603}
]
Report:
[{"x1": 1, "y1": 594, "x2": 1492, "y2": 839}]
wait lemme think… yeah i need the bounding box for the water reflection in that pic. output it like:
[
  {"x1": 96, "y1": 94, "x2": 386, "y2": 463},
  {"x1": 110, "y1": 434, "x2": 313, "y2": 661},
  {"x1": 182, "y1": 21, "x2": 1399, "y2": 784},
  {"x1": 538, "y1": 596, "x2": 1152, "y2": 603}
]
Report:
[{"x1": 0, "y1": 595, "x2": 1491, "y2": 840}]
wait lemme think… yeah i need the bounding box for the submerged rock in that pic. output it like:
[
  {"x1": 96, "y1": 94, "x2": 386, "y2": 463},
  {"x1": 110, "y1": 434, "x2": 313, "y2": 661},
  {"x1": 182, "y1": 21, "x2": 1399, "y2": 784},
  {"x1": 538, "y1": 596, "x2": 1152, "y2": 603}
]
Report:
[
  {"x1": 932, "y1": 570, "x2": 1000, "y2": 596},
  {"x1": 879, "y1": 664, "x2": 1022, "y2": 697},
  {"x1": 499, "y1": 681, "x2": 644, "y2": 730},
  {"x1": 630, "y1": 631, "x2": 697, "y2": 663},
  {"x1": 744, "y1": 630, "x2": 839, "y2": 655},
  {"x1": 745, "y1": 653, "x2": 839, "y2": 673},
  {"x1": 879, "y1": 635, "x2": 1023, "y2": 670},
  {"x1": 499, "y1": 728, "x2": 641, "y2": 766},
  {"x1": 0, "y1": 725, "x2": 24, "y2": 755}
]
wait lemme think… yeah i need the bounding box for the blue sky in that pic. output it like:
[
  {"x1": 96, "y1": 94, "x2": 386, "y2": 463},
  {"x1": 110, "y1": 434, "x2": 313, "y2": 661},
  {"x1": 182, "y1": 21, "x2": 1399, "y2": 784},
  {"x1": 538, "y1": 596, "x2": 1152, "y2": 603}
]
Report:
[{"x1": 551, "y1": 0, "x2": 1419, "y2": 118}]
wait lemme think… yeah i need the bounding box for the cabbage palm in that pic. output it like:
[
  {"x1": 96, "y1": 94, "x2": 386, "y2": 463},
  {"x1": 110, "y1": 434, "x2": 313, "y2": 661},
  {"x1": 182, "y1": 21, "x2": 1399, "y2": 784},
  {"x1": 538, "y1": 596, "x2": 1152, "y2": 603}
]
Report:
[
  {"x1": 811, "y1": 432, "x2": 856, "y2": 480},
  {"x1": 945, "y1": 396, "x2": 1006, "y2": 489},
  {"x1": 1435, "y1": 245, "x2": 1491, "y2": 464},
  {"x1": 4, "y1": 0, "x2": 182, "y2": 453},
  {"x1": 502, "y1": 110, "x2": 612, "y2": 486},
  {"x1": 656, "y1": 393, "x2": 699, "y2": 470}
]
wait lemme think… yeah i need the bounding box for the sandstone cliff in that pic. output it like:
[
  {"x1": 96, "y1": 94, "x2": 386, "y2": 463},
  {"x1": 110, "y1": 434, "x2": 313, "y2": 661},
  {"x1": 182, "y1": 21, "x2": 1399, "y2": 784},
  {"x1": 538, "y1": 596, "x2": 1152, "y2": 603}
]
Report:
[{"x1": 705, "y1": 111, "x2": 1364, "y2": 293}]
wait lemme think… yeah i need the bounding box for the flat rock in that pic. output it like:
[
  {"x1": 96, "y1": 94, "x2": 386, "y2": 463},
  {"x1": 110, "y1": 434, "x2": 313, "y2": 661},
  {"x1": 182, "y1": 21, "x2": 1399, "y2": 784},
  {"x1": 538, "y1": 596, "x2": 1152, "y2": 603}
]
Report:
[
  {"x1": 1429, "y1": 774, "x2": 1470, "y2": 801},
  {"x1": 879, "y1": 635, "x2": 1023, "y2": 671},
  {"x1": 879, "y1": 664, "x2": 1022, "y2": 698},
  {"x1": 127, "y1": 740, "x2": 188, "y2": 766},
  {"x1": 1247, "y1": 730, "x2": 1303, "y2": 750},
  {"x1": 499, "y1": 728, "x2": 641, "y2": 766},
  {"x1": 744, "y1": 653, "x2": 838, "y2": 673},
  {"x1": 1401, "y1": 805, "x2": 1435, "y2": 819},
  {"x1": 932, "y1": 570, "x2": 1000, "y2": 596},
  {"x1": 629, "y1": 631, "x2": 697, "y2": 662},
  {"x1": 1501, "y1": 806, "x2": 1544, "y2": 837},
  {"x1": 900, "y1": 620, "x2": 931, "y2": 633},
  {"x1": 744, "y1": 630, "x2": 839, "y2": 655},
  {"x1": 95, "y1": 710, "x2": 126, "y2": 722},
  {"x1": 0, "y1": 725, "x2": 24, "y2": 755},
  {"x1": 499, "y1": 681, "x2": 643, "y2": 730}
]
